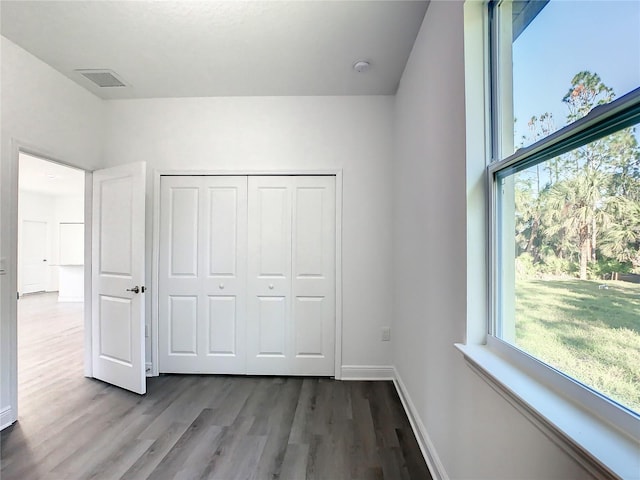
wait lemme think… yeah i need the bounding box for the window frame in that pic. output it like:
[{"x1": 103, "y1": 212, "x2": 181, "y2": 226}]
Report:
[{"x1": 486, "y1": 0, "x2": 640, "y2": 443}]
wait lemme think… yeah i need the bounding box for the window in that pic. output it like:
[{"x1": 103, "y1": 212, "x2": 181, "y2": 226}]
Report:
[{"x1": 488, "y1": 0, "x2": 640, "y2": 426}]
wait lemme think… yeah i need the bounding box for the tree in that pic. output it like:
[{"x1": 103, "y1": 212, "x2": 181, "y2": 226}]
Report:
[
  {"x1": 562, "y1": 71, "x2": 614, "y2": 123},
  {"x1": 544, "y1": 169, "x2": 610, "y2": 280},
  {"x1": 514, "y1": 71, "x2": 640, "y2": 279}
]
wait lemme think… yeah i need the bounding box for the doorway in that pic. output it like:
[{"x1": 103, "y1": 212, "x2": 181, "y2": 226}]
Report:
[{"x1": 17, "y1": 152, "x2": 86, "y2": 421}]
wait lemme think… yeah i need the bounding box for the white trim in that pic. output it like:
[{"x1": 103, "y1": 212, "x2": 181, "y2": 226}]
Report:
[
  {"x1": 456, "y1": 343, "x2": 639, "y2": 480},
  {"x1": 0, "y1": 406, "x2": 15, "y2": 431},
  {"x1": 83, "y1": 172, "x2": 93, "y2": 378},
  {"x1": 333, "y1": 171, "x2": 344, "y2": 380},
  {"x1": 150, "y1": 169, "x2": 344, "y2": 378},
  {"x1": 340, "y1": 365, "x2": 395, "y2": 381},
  {"x1": 151, "y1": 171, "x2": 161, "y2": 377},
  {"x1": 392, "y1": 368, "x2": 449, "y2": 480}
]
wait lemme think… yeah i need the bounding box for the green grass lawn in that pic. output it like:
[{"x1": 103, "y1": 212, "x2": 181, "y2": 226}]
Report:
[{"x1": 514, "y1": 279, "x2": 640, "y2": 413}]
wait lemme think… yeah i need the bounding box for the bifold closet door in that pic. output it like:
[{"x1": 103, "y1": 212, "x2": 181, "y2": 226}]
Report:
[
  {"x1": 159, "y1": 176, "x2": 247, "y2": 373},
  {"x1": 247, "y1": 176, "x2": 335, "y2": 376}
]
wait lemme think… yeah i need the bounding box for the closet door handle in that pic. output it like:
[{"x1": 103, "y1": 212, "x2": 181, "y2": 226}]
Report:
[
  {"x1": 126, "y1": 286, "x2": 140, "y2": 294},
  {"x1": 268, "y1": 284, "x2": 274, "y2": 290},
  {"x1": 219, "y1": 284, "x2": 225, "y2": 290}
]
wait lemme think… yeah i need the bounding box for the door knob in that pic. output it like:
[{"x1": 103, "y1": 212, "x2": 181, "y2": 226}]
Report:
[
  {"x1": 126, "y1": 286, "x2": 140, "y2": 294},
  {"x1": 219, "y1": 284, "x2": 225, "y2": 290},
  {"x1": 268, "y1": 284, "x2": 274, "y2": 290}
]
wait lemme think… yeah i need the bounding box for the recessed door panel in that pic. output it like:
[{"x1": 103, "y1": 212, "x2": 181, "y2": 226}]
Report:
[
  {"x1": 294, "y1": 188, "x2": 324, "y2": 278},
  {"x1": 257, "y1": 187, "x2": 289, "y2": 277},
  {"x1": 170, "y1": 187, "x2": 199, "y2": 277},
  {"x1": 99, "y1": 177, "x2": 133, "y2": 277},
  {"x1": 294, "y1": 297, "x2": 324, "y2": 357},
  {"x1": 169, "y1": 296, "x2": 197, "y2": 355},
  {"x1": 208, "y1": 296, "x2": 236, "y2": 355},
  {"x1": 208, "y1": 187, "x2": 238, "y2": 277},
  {"x1": 99, "y1": 295, "x2": 132, "y2": 364},
  {"x1": 257, "y1": 296, "x2": 286, "y2": 356}
]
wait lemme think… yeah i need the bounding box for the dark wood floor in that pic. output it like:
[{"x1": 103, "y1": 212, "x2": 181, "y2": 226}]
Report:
[{"x1": 1, "y1": 293, "x2": 431, "y2": 480}]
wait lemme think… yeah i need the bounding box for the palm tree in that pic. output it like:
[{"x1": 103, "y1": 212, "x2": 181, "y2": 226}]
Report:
[{"x1": 543, "y1": 169, "x2": 610, "y2": 279}]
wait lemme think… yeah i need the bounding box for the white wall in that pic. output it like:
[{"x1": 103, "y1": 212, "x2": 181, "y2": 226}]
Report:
[
  {"x1": 0, "y1": 36, "x2": 103, "y2": 426},
  {"x1": 54, "y1": 193, "x2": 85, "y2": 266},
  {"x1": 104, "y1": 96, "x2": 395, "y2": 369},
  {"x1": 392, "y1": 2, "x2": 592, "y2": 479},
  {"x1": 16, "y1": 191, "x2": 84, "y2": 294}
]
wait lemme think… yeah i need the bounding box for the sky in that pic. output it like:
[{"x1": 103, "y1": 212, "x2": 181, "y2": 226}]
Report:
[{"x1": 512, "y1": 0, "x2": 640, "y2": 146}]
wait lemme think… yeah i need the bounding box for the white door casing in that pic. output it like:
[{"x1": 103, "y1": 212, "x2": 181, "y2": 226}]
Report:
[
  {"x1": 92, "y1": 162, "x2": 146, "y2": 394},
  {"x1": 159, "y1": 176, "x2": 247, "y2": 373},
  {"x1": 21, "y1": 220, "x2": 48, "y2": 294}
]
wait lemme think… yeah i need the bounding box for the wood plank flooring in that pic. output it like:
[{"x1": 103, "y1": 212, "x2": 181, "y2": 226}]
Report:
[{"x1": 1, "y1": 293, "x2": 431, "y2": 480}]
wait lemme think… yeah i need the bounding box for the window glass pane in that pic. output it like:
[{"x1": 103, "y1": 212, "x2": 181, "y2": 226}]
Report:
[
  {"x1": 496, "y1": 122, "x2": 640, "y2": 414},
  {"x1": 499, "y1": 0, "x2": 640, "y2": 152}
]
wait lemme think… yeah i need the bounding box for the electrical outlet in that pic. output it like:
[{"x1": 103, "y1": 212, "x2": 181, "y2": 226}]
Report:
[{"x1": 381, "y1": 327, "x2": 391, "y2": 341}]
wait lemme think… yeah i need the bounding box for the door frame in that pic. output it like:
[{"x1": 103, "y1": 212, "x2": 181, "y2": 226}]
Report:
[
  {"x1": 1, "y1": 139, "x2": 93, "y2": 428},
  {"x1": 151, "y1": 169, "x2": 344, "y2": 379}
]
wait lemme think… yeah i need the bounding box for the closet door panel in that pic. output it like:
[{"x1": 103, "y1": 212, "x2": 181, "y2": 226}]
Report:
[
  {"x1": 201, "y1": 179, "x2": 247, "y2": 371},
  {"x1": 207, "y1": 295, "x2": 237, "y2": 355},
  {"x1": 159, "y1": 177, "x2": 202, "y2": 372},
  {"x1": 159, "y1": 176, "x2": 247, "y2": 373},
  {"x1": 291, "y1": 176, "x2": 336, "y2": 375},
  {"x1": 247, "y1": 177, "x2": 292, "y2": 374}
]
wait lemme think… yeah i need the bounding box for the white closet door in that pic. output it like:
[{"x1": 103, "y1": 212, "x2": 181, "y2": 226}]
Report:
[
  {"x1": 159, "y1": 176, "x2": 247, "y2": 373},
  {"x1": 291, "y1": 176, "x2": 335, "y2": 375},
  {"x1": 246, "y1": 177, "x2": 293, "y2": 374},
  {"x1": 247, "y1": 176, "x2": 335, "y2": 375}
]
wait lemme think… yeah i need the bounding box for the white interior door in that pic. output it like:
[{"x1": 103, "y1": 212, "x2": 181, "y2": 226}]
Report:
[
  {"x1": 290, "y1": 176, "x2": 335, "y2": 375},
  {"x1": 21, "y1": 220, "x2": 48, "y2": 294},
  {"x1": 246, "y1": 176, "x2": 335, "y2": 375},
  {"x1": 92, "y1": 162, "x2": 146, "y2": 394},
  {"x1": 246, "y1": 176, "x2": 293, "y2": 374},
  {"x1": 159, "y1": 176, "x2": 247, "y2": 373}
]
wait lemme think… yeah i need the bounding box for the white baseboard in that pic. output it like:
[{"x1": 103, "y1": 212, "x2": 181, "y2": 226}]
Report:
[
  {"x1": 340, "y1": 365, "x2": 395, "y2": 380},
  {"x1": 0, "y1": 406, "x2": 16, "y2": 431},
  {"x1": 393, "y1": 368, "x2": 448, "y2": 480}
]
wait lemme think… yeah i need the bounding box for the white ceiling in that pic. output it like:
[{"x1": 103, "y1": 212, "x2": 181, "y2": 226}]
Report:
[
  {"x1": 19, "y1": 153, "x2": 85, "y2": 196},
  {"x1": 0, "y1": 1, "x2": 429, "y2": 99}
]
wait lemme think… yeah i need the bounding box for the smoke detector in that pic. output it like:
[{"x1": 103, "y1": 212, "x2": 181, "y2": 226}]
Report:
[
  {"x1": 75, "y1": 69, "x2": 127, "y2": 88},
  {"x1": 353, "y1": 60, "x2": 371, "y2": 73}
]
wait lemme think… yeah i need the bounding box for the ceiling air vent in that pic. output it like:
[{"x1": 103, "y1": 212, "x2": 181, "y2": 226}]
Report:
[{"x1": 75, "y1": 69, "x2": 127, "y2": 88}]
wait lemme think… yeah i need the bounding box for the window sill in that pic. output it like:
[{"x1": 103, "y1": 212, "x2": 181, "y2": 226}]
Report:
[{"x1": 455, "y1": 343, "x2": 640, "y2": 480}]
